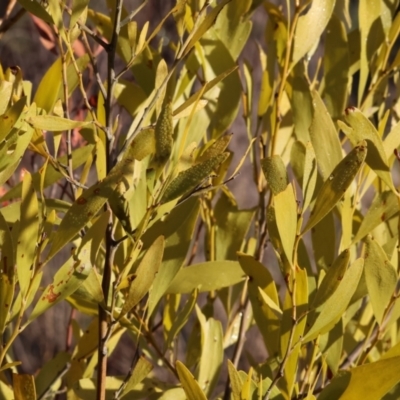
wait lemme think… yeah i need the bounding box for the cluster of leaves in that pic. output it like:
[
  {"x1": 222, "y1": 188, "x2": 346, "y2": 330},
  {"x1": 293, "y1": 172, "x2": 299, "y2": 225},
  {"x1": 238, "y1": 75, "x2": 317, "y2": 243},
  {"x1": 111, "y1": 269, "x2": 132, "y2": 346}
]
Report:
[{"x1": 2, "y1": 0, "x2": 400, "y2": 399}]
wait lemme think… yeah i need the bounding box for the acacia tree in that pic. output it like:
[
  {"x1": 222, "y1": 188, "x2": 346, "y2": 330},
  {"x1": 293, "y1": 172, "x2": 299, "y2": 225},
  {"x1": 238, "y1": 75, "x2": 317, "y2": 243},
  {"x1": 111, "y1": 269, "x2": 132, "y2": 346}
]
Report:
[{"x1": 1, "y1": 1, "x2": 400, "y2": 399}]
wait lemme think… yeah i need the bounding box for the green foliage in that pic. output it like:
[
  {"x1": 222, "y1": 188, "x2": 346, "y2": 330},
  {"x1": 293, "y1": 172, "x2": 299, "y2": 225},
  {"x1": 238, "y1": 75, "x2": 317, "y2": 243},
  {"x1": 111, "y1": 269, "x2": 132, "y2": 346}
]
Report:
[{"x1": 2, "y1": 0, "x2": 400, "y2": 399}]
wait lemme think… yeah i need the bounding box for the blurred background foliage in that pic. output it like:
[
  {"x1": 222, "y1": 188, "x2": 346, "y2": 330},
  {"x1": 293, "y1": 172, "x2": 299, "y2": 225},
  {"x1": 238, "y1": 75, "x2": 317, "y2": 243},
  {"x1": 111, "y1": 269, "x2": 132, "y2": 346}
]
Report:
[{"x1": 1, "y1": 0, "x2": 400, "y2": 399}]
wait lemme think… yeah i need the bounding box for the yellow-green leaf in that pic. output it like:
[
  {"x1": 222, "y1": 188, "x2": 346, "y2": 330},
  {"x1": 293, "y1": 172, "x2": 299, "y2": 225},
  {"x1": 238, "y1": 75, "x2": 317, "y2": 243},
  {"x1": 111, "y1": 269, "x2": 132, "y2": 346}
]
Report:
[
  {"x1": 312, "y1": 249, "x2": 350, "y2": 309},
  {"x1": 120, "y1": 356, "x2": 153, "y2": 397},
  {"x1": 274, "y1": 183, "x2": 298, "y2": 263},
  {"x1": 17, "y1": 172, "x2": 39, "y2": 297},
  {"x1": 181, "y1": 0, "x2": 232, "y2": 57},
  {"x1": 364, "y1": 236, "x2": 397, "y2": 324},
  {"x1": 303, "y1": 258, "x2": 364, "y2": 343},
  {"x1": 27, "y1": 115, "x2": 90, "y2": 131},
  {"x1": 353, "y1": 190, "x2": 399, "y2": 243},
  {"x1": 238, "y1": 253, "x2": 280, "y2": 356},
  {"x1": 176, "y1": 361, "x2": 207, "y2": 400},
  {"x1": 292, "y1": 0, "x2": 335, "y2": 66},
  {"x1": 309, "y1": 90, "x2": 343, "y2": 180},
  {"x1": 118, "y1": 236, "x2": 165, "y2": 318},
  {"x1": 145, "y1": 198, "x2": 200, "y2": 318},
  {"x1": 197, "y1": 312, "x2": 223, "y2": 396},
  {"x1": 318, "y1": 356, "x2": 400, "y2": 400},
  {"x1": 166, "y1": 261, "x2": 245, "y2": 294}
]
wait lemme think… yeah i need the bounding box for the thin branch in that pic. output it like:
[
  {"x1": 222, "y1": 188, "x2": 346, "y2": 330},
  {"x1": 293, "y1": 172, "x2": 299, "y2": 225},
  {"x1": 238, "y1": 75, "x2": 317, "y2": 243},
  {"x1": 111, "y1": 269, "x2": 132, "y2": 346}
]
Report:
[{"x1": 97, "y1": 1, "x2": 124, "y2": 399}]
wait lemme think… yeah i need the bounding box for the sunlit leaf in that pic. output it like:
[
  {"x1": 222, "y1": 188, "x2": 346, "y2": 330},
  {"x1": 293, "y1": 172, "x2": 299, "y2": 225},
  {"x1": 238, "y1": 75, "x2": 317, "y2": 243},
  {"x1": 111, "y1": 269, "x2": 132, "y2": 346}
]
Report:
[
  {"x1": 16, "y1": 172, "x2": 39, "y2": 297},
  {"x1": 292, "y1": 0, "x2": 335, "y2": 66},
  {"x1": 27, "y1": 115, "x2": 90, "y2": 131},
  {"x1": 318, "y1": 356, "x2": 400, "y2": 400},
  {"x1": 119, "y1": 236, "x2": 164, "y2": 318},
  {"x1": 303, "y1": 258, "x2": 364, "y2": 343},
  {"x1": 364, "y1": 236, "x2": 397, "y2": 324},
  {"x1": 176, "y1": 361, "x2": 207, "y2": 400},
  {"x1": 167, "y1": 261, "x2": 245, "y2": 294},
  {"x1": 312, "y1": 249, "x2": 350, "y2": 309},
  {"x1": 274, "y1": 183, "x2": 298, "y2": 263}
]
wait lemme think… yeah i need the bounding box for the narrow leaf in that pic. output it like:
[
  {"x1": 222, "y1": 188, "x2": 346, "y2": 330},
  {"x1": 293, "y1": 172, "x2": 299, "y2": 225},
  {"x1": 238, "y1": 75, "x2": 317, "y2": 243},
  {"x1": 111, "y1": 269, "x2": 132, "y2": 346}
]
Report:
[
  {"x1": 364, "y1": 236, "x2": 397, "y2": 324},
  {"x1": 119, "y1": 236, "x2": 165, "y2": 318},
  {"x1": 166, "y1": 261, "x2": 245, "y2": 294},
  {"x1": 176, "y1": 361, "x2": 207, "y2": 400}
]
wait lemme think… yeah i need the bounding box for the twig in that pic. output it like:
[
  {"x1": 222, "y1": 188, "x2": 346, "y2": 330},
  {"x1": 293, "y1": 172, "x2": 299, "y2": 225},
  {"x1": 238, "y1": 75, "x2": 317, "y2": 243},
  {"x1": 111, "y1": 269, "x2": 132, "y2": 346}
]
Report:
[{"x1": 97, "y1": 0, "x2": 124, "y2": 398}]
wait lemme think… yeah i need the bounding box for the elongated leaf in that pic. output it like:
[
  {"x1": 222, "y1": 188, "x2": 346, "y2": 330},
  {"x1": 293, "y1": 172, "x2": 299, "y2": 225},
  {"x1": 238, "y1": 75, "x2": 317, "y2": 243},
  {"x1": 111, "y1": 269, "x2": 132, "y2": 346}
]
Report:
[
  {"x1": 0, "y1": 96, "x2": 26, "y2": 141},
  {"x1": 146, "y1": 198, "x2": 200, "y2": 318},
  {"x1": 318, "y1": 356, "x2": 400, "y2": 400},
  {"x1": 173, "y1": 66, "x2": 238, "y2": 117},
  {"x1": 364, "y1": 236, "x2": 397, "y2": 324},
  {"x1": 0, "y1": 128, "x2": 33, "y2": 183},
  {"x1": 197, "y1": 311, "x2": 223, "y2": 396},
  {"x1": 176, "y1": 361, "x2": 207, "y2": 400},
  {"x1": 181, "y1": 0, "x2": 232, "y2": 57},
  {"x1": 303, "y1": 258, "x2": 364, "y2": 343},
  {"x1": 227, "y1": 360, "x2": 244, "y2": 400},
  {"x1": 33, "y1": 57, "x2": 62, "y2": 113},
  {"x1": 238, "y1": 253, "x2": 280, "y2": 356},
  {"x1": 166, "y1": 261, "x2": 245, "y2": 294},
  {"x1": 27, "y1": 115, "x2": 90, "y2": 131},
  {"x1": 35, "y1": 352, "x2": 70, "y2": 399},
  {"x1": 357, "y1": 0, "x2": 381, "y2": 105},
  {"x1": 0, "y1": 212, "x2": 14, "y2": 334},
  {"x1": 302, "y1": 141, "x2": 367, "y2": 233},
  {"x1": 121, "y1": 356, "x2": 154, "y2": 397},
  {"x1": 280, "y1": 267, "x2": 308, "y2": 398},
  {"x1": 309, "y1": 90, "x2": 343, "y2": 179},
  {"x1": 119, "y1": 236, "x2": 164, "y2": 318},
  {"x1": 213, "y1": 191, "x2": 255, "y2": 260},
  {"x1": 322, "y1": 14, "x2": 349, "y2": 119},
  {"x1": 17, "y1": 172, "x2": 39, "y2": 297},
  {"x1": 274, "y1": 184, "x2": 298, "y2": 263},
  {"x1": 312, "y1": 249, "x2": 350, "y2": 309},
  {"x1": 165, "y1": 290, "x2": 197, "y2": 351},
  {"x1": 292, "y1": 0, "x2": 335, "y2": 66},
  {"x1": 17, "y1": 0, "x2": 53, "y2": 24},
  {"x1": 353, "y1": 190, "x2": 399, "y2": 243}
]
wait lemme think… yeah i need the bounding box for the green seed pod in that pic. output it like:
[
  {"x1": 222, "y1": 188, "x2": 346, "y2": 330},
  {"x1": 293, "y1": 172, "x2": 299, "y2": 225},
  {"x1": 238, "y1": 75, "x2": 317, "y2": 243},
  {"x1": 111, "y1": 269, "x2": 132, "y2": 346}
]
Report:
[
  {"x1": 303, "y1": 140, "x2": 367, "y2": 233},
  {"x1": 154, "y1": 100, "x2": 173, "y2": 165},
  {"x1": 261, "y1": 155, "x2": 288, "y2": 195},
  {"x1": 130, "y1": 127, "x2": 155, "y2": 161},
  {"x1": 161, "y1": 152, "x2": 229, "y2": 203},
  {"x1": 197, "y1": 133, "x2": 233, "y2": 162}
]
